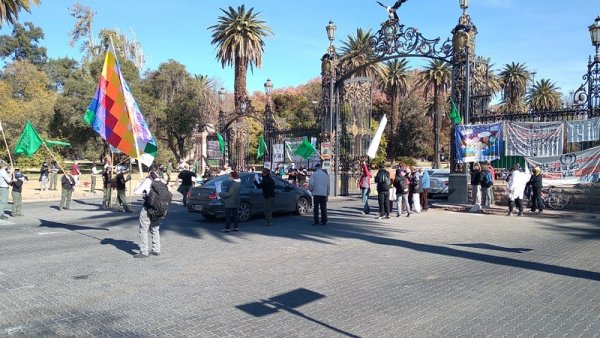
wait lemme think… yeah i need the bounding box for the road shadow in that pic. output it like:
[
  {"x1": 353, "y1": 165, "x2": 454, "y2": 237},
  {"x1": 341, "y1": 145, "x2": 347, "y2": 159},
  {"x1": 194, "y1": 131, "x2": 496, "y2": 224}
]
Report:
[
  {"x1": 39, "y1": 219, "x2": 109, "y2": 231},
  {"x1": 237, "y1": 288, "x2": 359, "y2": 338},
  {"x1": 100, "y1": 238, "x2": 139, "y2": 255},
  {"x1": 541, "y1": 222, "x2": 600, "y2": 240},
  {"x1": 451, "y1": 243, "x2": 533, "y2": 253}
]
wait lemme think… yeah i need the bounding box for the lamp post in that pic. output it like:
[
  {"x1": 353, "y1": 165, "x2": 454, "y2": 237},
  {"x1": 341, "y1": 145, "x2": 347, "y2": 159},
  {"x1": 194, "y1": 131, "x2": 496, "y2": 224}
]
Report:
[
  {"x1": 218, "y1": 87, "x2": 226, "y2": 168},
  {"x1": 325, "y1": 20, "x2": 339, "y2": 196},
  {"x1": 264, "y1": 78, "x2": 274, "y2": 165},
  {"x1": 573, "y1": 15, "x2": 600, "y2": 117}
]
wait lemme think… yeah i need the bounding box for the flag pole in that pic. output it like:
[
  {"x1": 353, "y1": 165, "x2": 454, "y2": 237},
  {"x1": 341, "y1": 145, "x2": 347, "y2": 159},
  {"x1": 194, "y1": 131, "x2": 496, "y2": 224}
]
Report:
[
  {"x1": 109, "y1": 37, "x2": 145, "y2": 181},
  {"x1": 0, "y1": 119, "x2": 15, "y2": 179}
]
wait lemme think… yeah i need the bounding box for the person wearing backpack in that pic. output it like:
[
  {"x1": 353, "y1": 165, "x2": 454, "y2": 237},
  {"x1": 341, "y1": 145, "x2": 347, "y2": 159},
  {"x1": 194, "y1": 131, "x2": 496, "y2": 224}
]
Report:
[
  {"x1": 133, "y1": 169, "x2": 172, "y2": 258},
  {"x1": 374, "y1": 164, "x2": 391, "y2": 219},
  {"x1": 393, "y1": 169, "x2": 411, "y2": 217},
  {"x1": 480, "y1": 164, "x2": 494, "y2": 208}
]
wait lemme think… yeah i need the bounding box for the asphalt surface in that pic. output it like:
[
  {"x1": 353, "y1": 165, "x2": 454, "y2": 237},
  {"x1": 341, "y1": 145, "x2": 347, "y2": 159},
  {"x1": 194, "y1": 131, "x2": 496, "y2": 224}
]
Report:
[{"x1": 0, "y1": 195, "x2": 599, "y2": 337}]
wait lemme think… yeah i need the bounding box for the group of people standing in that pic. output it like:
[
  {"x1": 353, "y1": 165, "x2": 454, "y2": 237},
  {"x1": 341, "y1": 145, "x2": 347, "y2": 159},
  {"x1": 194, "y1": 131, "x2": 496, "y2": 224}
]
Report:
[{"x1": 359, "y1": 162, "x2": 430, "y2": 219}]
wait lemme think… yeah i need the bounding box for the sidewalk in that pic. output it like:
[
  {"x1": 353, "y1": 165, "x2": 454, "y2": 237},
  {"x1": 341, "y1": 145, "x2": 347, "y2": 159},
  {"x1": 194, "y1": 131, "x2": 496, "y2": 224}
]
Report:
[
  {"x1": 13, "y1": 175, "x2": 180, "y2": 203},
  {"x1": 431, "y1": 201, "x2": 600, "y2": 220}
]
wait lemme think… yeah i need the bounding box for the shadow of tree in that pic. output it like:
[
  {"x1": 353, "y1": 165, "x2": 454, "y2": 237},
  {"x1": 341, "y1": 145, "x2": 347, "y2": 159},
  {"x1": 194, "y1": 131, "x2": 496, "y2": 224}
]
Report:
[{"x1": 451, "y1": 243, "x2": 532, "y2": 253}]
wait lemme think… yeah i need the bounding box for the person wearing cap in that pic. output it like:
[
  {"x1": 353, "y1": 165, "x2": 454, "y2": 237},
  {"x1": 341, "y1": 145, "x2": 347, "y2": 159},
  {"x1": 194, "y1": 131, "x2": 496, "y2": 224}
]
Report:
[
  {"x1": 0, "y1": 161, "x2": 11, "y2": 219},
  {"x1": 309, "y1": 162, "x2": 330, "y2": 225},
  {"x1": 219, "y1": 171, "x2": 241, "y2": 232},
  {"x1": 102, "y1": 165, "x2": 113, "y2": 209},
  {"x1": 254, "y1": 168, "x2": 276, "y2": 226},
  {"x1": 115, "y1": 166, "x2": 132, "y2": 212},
  {"x1": 58, "y1": 172, "x2": 75, "y2": 211},
  {"x1": 133, "y1": 169, "x2": 170, "y2": 258},
  {"x1": 11, "y1": 169, "x2": 25, "y2": 216}
]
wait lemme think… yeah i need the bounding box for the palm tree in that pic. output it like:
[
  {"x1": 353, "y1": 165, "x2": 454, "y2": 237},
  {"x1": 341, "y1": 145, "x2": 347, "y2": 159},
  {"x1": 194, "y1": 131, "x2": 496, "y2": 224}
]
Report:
[
  {"x1": 378, "y1": 59, "x2": 411, "y2": 134},
  {"x1": 527, "y1": 79, "x2": 562, "y2": 111},
  {"x1": 340, "y1": 28, "x2": 381, "y2": 79},
  {"x1": 0, "y1": 0, "x2": 40, "y2": 27},
  {"x1": 209, "y1": 5, "x2": 273, "y2": 112},
  {"x1": 418, "y1": 60, "x2": 452, "y2": 169},
  {"x1": 499, "y1": 62, "x2": 530, "y2": 113}
]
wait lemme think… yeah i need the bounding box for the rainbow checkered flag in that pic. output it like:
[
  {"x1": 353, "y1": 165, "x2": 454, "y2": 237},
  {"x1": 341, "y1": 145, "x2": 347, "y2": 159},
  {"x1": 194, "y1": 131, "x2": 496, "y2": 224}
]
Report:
[{"x1": 84, "y1": 49, "x2": 157, "y2": 166}]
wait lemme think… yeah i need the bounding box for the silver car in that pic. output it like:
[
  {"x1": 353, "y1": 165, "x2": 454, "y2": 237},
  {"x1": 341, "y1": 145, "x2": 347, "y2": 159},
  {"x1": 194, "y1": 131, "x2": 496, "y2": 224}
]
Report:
[
  {"x1": 428, "y1": 169, "x2": 450, "y2": 198},
  {"x1": 186, "y1": 172, "x2": 312, "y2": 222}
]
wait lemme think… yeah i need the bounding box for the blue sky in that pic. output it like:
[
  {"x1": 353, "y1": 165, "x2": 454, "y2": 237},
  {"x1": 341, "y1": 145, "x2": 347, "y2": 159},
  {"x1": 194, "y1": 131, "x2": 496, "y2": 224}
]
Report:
[{"x1": 1, "y1": 0, "x2": 598, "y2": 98}]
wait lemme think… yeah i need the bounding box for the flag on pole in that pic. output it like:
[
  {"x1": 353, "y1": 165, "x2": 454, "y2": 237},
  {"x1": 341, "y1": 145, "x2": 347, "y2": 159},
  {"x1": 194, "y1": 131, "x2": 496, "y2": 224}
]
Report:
[
  {"x1": 449, "y1": 99, "x2": 462, "y2": 125},
  {"x1": 14, "y1": 121, "x2": 44, "y2": 157},
  {"x1": 84, "y1": 49, "x2": 157, "y2": 167},
  {"x1": 216, "y1": 132, "x2": 226, "y2": 153},
  {"x1": 257, "y1": 135, "x2": 267, "y2": 159},
  {"x1": 294, "y1": 138, "x2": 317, "y2": 160},
  {"x1": 367, "y1": 114, "x2": 387, "y2": 159},
  {"x1": 45, "y1": 140, "x2": 71, "y2": 148},
  {"x1": 284, "y1": 141, "x2": 294, "y2": 163}
]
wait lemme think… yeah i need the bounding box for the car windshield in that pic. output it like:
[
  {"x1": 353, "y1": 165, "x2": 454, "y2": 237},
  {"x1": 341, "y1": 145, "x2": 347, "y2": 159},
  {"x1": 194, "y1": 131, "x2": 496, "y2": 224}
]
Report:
[{"x1": 202, "y1": 175, "x2": 229, "y2": 188}]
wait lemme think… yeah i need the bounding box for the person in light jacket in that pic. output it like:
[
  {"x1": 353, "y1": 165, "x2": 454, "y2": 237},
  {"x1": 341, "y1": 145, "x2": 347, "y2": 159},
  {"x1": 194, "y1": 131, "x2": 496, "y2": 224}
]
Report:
[
  {"x1": 309, "y1": 163, "x2": 330, "y2": 225},
  {"x1": 419, "y1": 168, "x2": 430, "y2": 211},
  {"x1": 219, "y1": 171, "x2": 241, "y2": 232}
]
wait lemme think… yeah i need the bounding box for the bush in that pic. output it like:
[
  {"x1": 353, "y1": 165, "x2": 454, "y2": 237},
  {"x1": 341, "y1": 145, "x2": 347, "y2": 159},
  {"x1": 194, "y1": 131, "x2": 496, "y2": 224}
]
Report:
[{"x1": 395, "y1": 156, "x2": 416, "y2": 168}]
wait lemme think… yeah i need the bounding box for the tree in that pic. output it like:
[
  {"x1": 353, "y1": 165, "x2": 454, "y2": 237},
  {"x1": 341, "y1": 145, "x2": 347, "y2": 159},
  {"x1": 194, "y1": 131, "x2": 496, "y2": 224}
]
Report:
[
  {"x1": 0, "y1": 0, "x2": 40, "y2": 27},
  {"x1": 0, "y1": 21, "x2": 47, "y2": 65},
  {"x1": 499, "y1": 62, "x2": 530, "y2": 113},
  {"x1": 68, "y1": 3, "x2": 97, "y2": 58},
  {"x1": 209, "y1": 5, "x2": 273, "y2": 111},
  {"x1": 527, "y1": 79, "x2": 562, "y2": 111},
  {"x1": 0, "y1": 60, "x2": 56, "y2": 146},
  {"x1": 418, "y1": 60, "x2": 451, "y2": 169},
  {"x1": 378, "y1": 58, "x2": 410, "y2": 136},
  {"x1": 340, "y1": 28, "x2": 380, "y2": 79}
]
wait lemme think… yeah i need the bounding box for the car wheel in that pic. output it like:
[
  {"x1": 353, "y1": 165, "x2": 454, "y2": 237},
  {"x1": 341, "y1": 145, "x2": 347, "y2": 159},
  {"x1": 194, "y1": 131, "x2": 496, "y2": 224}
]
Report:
[
  {"x1": 296, "y1": 197, "x2": 310, "y2": 215},
  {"x1": 238, "y1": 202, "x2": 251, "y2": 222}
]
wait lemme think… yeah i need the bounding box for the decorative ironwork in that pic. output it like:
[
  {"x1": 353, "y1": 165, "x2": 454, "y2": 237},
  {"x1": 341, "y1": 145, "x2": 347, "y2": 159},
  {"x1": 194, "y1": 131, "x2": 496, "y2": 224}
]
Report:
[
  {"x1": 371, "y1": 22, "x2": 454, "y2": 61},
  {"x1": 573, "y1": 53, "x2": 600, "y2": 114}
]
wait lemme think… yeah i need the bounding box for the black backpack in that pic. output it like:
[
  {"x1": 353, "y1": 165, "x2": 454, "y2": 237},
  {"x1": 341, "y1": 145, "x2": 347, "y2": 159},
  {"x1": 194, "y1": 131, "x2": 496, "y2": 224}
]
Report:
[{"x1": 146, "y1": 181, "x2": 173, "y2": 221}]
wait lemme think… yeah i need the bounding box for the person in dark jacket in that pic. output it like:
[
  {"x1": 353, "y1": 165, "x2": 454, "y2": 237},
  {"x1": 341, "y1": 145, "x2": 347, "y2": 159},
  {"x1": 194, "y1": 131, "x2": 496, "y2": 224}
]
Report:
[
  {"x1": 393, "y1": 169, "x2": 411, "y2": 217},
  {"x1": 470, "y1": 163, "x2": 483, "y2": 205},
  {"x1": 219, "y1": 171, "x2": 241, "y2": 232},
  {"x1": 529, "y1": 166, "x2": 544, "y2": 213},
  {"x1": 116, "y1": 167, "x2": 132, "y2": 212},
  {"x1": 254, "y1": 168, "x2": 276, "y2": 226},
  {"x1": 374, "y1": 164, "x2": 391, "y2": 219},
  {"x1": 11, "y1": 169, "x2": 25, "y2": 216}
]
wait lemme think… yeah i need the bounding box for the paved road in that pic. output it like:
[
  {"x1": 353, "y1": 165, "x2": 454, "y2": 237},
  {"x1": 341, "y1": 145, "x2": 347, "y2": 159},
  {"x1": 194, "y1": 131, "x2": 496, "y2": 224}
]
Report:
[{"x1": 0, "y1": 195, "x2": 599, "y2": 337}]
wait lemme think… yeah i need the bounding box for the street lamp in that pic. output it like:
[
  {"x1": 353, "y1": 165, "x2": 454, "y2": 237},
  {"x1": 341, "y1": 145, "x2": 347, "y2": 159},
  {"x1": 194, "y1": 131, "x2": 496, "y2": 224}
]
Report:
[
  {"x1": 264, "y1": 78, "x2": 274, "y2": 165},
  {"x1": 326, "y1": 20, "x2": 336, "y2": 45},
  {"x1": 590, "y1": 16, "x2": 600, "y2": 48},
  {"x1": 459, "y1": 0, "x2": 469, "y2": 11}
]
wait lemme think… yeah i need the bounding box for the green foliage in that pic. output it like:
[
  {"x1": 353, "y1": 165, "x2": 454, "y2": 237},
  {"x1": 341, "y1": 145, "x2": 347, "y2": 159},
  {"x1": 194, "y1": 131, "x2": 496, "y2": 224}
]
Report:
[
  {"x1": 0, "y1": 21, "x2": 47, "y2": 65},
  {"x1": 395, "y1": 156, "x2": 416, "y2": 168},
  {"x1": 13, "y1": 148, "x2": 64, "y2": 172},
  {"x1": 0, "y1": 0, "x2": 40, "y2": 27}
]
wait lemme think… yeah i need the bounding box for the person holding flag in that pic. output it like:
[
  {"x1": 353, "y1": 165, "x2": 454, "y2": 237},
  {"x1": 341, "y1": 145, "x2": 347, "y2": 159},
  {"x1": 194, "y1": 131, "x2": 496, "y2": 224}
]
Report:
[{"x1": 58, "y1": 172, "x2": 76, "y2": 211}]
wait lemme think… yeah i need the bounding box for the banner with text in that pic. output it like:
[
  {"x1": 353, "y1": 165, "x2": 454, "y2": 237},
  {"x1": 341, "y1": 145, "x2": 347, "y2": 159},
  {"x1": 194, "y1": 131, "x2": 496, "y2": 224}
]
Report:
[
  {"x1": 207, "y1": 140, "x2": 221, "y2": 159},
  {"x1": 455, "y1": 122, "x2": 503, "y2": 163},
  {"x1": 525, "y1": 145, "x2": 600, "y2": 185},
  {"x1": 505, "y1": 121, "x2": 564, "y2": 157},
  {"x1": 565, "y1": 117, "x2": 600, "y2": 143}
]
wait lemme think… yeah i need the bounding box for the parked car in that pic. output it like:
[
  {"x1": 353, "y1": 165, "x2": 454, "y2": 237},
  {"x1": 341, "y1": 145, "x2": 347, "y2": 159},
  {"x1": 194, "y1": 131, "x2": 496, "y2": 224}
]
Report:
[
  {"x1": 428, "y1": 169, "x2": 450, "y2": 198},
  {"x1": 186, "y1": 172, "x2": 312, "y2": 222}
]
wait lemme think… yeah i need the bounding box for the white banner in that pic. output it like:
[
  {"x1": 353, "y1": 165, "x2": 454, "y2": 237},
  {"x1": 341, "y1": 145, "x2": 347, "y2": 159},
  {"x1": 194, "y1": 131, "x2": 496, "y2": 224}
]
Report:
[
  {"x1": 565, "y1": 117, "x2": 600, "y2": 143},
  {"x1": 273, "y1": 144, "x2": 284, "y2": 163},
  {"x1": 505, "y1": 121, "x2": 564, "y2": 157},
  {"x1": 525, "y1": 145, "x2": 600, "y2": 185},
  {"x1": 367, "y1": 114, "x2": 387, "y2": 159}
]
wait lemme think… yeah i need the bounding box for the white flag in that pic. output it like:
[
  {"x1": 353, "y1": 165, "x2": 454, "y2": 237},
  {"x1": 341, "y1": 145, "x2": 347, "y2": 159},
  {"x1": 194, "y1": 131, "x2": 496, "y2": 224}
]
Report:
[
  {"x1": 0, "y1": 120, "x2": 3, "y2": 131},
  {"x1": 367, "y1": 114, "x2": 388, "y2": 159}
]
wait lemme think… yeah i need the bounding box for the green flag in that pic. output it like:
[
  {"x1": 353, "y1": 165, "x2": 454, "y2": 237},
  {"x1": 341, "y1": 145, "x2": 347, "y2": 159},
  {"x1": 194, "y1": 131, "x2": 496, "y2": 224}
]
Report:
[
  {"x1": 449, "y1": 99, "x2": 462, "y2": 125},
  {"x1": 14, "y1": 121, "x2": 44, "y2": 157},
  {"x1": 257, "y1": 135, "x2": 267, "y2": 159},
  {"x1": 45, "y1": 140, "x2": 71, "y2": 148},
  {"x1": 216, "y1": 132, "x2": 226, "y2": 153},
  {"x1": 294, "y1": 138, "x2": 317, "y2": 160}
]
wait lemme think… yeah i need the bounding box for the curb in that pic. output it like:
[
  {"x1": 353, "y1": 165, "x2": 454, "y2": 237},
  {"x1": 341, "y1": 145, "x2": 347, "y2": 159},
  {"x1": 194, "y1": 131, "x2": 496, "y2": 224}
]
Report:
[{"x1": 431, "y1": 203, "x2": 599, "y2": 220}]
